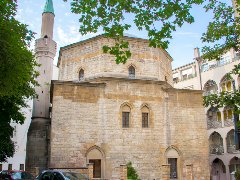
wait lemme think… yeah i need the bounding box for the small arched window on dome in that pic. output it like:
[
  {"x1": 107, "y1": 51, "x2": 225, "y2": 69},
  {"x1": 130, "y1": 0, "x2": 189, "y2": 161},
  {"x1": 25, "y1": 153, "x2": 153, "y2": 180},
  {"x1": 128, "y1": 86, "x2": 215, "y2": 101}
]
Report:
[
  {"x1": 79, "y1": 69, "x2": 84, "y2": 81},
  {"x1": 128, "y1": 65, "x2": 135, "y2": 79}
]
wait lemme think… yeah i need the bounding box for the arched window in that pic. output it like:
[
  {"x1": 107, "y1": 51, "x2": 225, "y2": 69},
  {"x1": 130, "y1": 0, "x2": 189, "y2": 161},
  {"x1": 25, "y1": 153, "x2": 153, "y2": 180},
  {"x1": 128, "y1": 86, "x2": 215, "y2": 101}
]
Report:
[
  {"x1": 229, "y1": 157, "x2": 240, "y2": 173},
  {"x1": 141, "y1": 106, "x2": 150, "y2": 128},
  {"x1": 220, "y1": 74, "x2": 234, "y2": 92},
  {"x1": 209, "y1": 132, "x2": 224, "y2": 154},
  {"x1": 122, "y1": 104, "x2": 130, "y2": 128},
  {"x1": 207, "y1": 107, "x2": 221, "y2": 129},
  {"x1": 227, "y1": 129, "x2": 236, "y2": 153},
  {"x1": 128, "y1": 65, "x2": 135, "y2": 79},
  {"x1": 203, "y1": 80, "x2": 218, "y2": 96},
  {"x1": 79, "y1": 69, "x2": 84, "y2": 81}
]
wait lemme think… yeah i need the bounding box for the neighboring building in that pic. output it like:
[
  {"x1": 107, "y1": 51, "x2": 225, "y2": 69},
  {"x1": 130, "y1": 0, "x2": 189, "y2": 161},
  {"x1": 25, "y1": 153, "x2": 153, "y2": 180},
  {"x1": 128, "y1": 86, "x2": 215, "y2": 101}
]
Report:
[
  {"x1": 172, "y1": 48, "x2": 240, "y2": 180},
  {"x1": 0, "y1": 102, "x2": 32, "y2": 171},
  {"x1": 0, "y1": 62, "x2": 58, "y2": 172}
]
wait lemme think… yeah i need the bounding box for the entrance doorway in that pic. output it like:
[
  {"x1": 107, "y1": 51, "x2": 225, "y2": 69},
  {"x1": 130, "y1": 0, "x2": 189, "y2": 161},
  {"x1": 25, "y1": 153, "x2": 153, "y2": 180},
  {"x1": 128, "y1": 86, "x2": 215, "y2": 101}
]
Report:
[
  {"x1": 89, "y1": 159, "x2": 101, "y2": 178},
  {"x1": 168, "y1": 158, "x2": 177, "y2": 179}
]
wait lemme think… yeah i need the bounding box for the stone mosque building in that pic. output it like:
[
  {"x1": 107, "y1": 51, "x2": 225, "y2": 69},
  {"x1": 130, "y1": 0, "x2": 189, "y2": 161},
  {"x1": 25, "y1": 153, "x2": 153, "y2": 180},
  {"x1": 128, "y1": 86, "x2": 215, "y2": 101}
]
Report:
[{"x1": 26, "y1": 0, "x2": 210, "y2": 179}]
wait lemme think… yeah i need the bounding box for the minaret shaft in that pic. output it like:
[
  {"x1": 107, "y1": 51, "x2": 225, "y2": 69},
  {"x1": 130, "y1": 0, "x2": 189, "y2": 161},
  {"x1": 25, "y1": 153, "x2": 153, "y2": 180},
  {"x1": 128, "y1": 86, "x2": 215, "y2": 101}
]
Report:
[
  {"x1": 26, "y1": 0, "x2": 56, "y2": 175},
  {"x1": 41, "y1": 13, "x2": 54, "y2": 39}
]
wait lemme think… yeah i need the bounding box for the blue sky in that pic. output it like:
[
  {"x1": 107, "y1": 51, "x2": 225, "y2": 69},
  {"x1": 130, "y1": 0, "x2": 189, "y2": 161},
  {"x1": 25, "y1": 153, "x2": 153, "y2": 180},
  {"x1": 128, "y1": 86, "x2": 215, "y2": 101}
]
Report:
[{"x1": 16, "y1": 0, "x2": 215, "y2": 69}]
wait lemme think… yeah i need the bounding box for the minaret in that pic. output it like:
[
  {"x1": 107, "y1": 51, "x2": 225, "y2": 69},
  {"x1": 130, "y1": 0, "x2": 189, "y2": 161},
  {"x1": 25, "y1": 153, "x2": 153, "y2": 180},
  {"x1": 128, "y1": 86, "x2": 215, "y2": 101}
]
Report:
[{"x1": 26, "y1": 0, "x2": 56, "y2": 175}]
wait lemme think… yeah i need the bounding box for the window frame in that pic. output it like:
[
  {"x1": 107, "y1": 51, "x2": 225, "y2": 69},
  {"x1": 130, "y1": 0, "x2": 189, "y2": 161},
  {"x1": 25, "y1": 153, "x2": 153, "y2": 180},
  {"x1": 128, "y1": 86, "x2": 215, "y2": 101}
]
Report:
[
  {"x1": 142, "y1": 112, "x2": 149, "y2": 128},
  {"x1": 79, "y1": 69, "x2": 84, "y2": 81},
  {"x1": 122, "y1": 112, "x2": 130, "y2": 128},
  {"x1": 128, "y1": 66, "x2": 135, "y2": 79}
]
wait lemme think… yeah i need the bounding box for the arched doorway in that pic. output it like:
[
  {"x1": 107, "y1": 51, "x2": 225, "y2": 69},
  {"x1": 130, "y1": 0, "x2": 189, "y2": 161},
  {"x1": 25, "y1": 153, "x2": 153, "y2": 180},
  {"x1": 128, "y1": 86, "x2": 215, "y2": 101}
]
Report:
[
  {"x1": 165, "y1": 146, "x2": 181, "y2": 179},
  {"x1": 211, "y1": 158, "x2": 226, "y2": 180},
  {"x1": 86, "y1": 146, "x2": 105, "y2": 179},
  {"x1": 229, "y1": 157, "x2": 240, "y2": 174},
  {"x1": 209, "y1": 132, "x2": 224, "y2": 155}
]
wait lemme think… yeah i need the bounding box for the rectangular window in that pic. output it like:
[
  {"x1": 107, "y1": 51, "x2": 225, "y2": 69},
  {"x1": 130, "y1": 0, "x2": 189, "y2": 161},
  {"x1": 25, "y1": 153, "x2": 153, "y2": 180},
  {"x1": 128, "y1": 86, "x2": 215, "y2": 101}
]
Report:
[
  {"x1": 142, "y1": 113, "x2": 149, "y2": 128},
  {"x1": 168, "y1": 158, "x2": 177, "y2": 179},
  {"x1": 122, "y1": 112, "x2": 129, "y2": 128},
  {"x1": 20, "y1": 164, "x2": 24, "y2": 171},
  {"x1": 8, "y1": 164, "x2": 12, "y2": 170}
]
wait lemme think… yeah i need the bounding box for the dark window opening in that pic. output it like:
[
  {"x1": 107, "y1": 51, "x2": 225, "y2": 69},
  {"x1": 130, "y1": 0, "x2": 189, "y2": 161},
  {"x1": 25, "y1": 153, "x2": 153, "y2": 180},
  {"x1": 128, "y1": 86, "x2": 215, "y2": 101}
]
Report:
[
  {"x1": 168, "y1": 158, "x2": 177, "y2": 179},
  {"x1": 122, "y1": 112, "x2": 130, "y2": 128},
  {"x1": 20, "y1": 164, "x2": 24, "y2": 171},
  {"x1": 128, "y1": 66, "x2": 135, "y2": 79},
  {"x1": 8, "y1": 164, "x2": 12, "y2": 171},
  {"x1": 142, "y1": 113, "x2": 149, "y2": 128},
  {"x1": 79, "y1": 69, "x2": 84, "y2": 81}
]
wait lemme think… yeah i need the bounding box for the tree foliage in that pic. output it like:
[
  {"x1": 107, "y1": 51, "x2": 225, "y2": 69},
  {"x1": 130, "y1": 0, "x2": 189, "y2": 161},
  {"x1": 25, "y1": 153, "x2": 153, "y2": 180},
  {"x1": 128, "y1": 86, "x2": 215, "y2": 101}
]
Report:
[
  {"x1": 64, "y1": 0, "x2": 239, "y2": 63},
  {"x1": 235, "y1": 169, "x2": 240, "y2": 180},
  {"x1": 0, "y1": 0, "x2": 38, "y2": 162},
  {"x1": 201, "y1": 0, "x2": 240, "y2": 60},
  {"x1": 64, "y1": 0, "x2": 205, "y2": 63},
  {"x1": 127, "y1": 162, "x2": 140, "y2": 180}
]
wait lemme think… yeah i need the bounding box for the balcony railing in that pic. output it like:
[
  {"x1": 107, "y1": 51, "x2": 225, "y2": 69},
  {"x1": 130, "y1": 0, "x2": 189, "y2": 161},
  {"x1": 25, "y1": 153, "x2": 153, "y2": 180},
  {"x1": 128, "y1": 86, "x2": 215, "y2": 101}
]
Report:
[
  {"x1": 227, "y1": 145, "x2": 240, "y2": 154},
  {"x1": 207, "y1": 119, "x2": 222, "y2": 129},
  {"x1": 210, "y1": 145, "x2": 224, "y2": 155},
  {"x1": 173, "y1": 73, "x2": 197, "y2": 83},
  {"x1": 204, "y1": 90, "x2": 218, "y2": 96},
  {"x1": 201, "y1": 56, "x2": 240, "y2": 73},
  {"x1": 224, "y1": 118, "x2": 234, "y2": 127}
]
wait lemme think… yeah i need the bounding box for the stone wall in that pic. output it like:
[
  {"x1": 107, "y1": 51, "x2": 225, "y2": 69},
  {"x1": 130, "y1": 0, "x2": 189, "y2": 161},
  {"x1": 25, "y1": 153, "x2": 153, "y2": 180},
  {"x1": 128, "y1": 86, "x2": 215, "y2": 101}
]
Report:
[
  {"x1": 58, "y1": 36, "x2": 173, "y2": 85},
  {"x1": 50, "y1": 78, "x2": 209, "y2": 179}
]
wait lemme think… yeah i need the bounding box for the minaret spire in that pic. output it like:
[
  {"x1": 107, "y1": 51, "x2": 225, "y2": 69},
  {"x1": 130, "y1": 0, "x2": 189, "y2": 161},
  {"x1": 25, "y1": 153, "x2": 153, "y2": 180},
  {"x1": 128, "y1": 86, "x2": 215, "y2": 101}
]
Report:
[
  {"x1": 43, "y1": 0, "x2": 54, "y2": 15},
  {"x1": 41, "y1": 0, "x2": 55, "y2": 39}
]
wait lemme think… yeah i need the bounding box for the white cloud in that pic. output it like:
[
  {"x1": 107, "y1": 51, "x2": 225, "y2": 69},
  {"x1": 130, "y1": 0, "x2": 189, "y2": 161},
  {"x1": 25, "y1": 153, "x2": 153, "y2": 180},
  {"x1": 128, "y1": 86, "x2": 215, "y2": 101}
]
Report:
[
  {"x1": 56, "y1": 26, "x2": 102, "y2": 47},
  {"x1": 57, "y1": 26, "x2": 82, "y2": 46}
]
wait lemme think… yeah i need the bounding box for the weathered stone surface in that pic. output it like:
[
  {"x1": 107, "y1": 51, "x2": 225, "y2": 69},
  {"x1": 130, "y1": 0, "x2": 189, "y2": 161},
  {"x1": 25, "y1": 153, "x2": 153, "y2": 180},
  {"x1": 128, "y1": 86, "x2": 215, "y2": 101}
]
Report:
[
  {"x1": 50, "y1": 78, "x2": 209, "y2": 179},
  {"x1": 58, "y1": 36, "x2": 173, "y2": 85},
  {"x1": 49, "y1": 36, "x2": 210, "y2": 179}
]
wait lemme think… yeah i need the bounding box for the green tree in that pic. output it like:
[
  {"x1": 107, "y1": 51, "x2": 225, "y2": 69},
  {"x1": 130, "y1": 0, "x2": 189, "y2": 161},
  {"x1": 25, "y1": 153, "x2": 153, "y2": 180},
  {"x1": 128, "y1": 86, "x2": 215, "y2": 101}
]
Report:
[
  {"x1": 235, "y1": 169, "x2": 240, "y2": 180},
  {"x1": 65, "y1": 0, "x2": 205, "y2": 63},
  {"x1": 127, "y1": 162, "x2": 140, "y2": 180},
  {"x1": 201, "y1": 0, "x2": 240, "y2": 60},
  {"x1": 64, "y1": 0, "x2": 239, "y2": 63},
  {"x1": 0, "y1": 0, "x2": 38, "y2": 162}
]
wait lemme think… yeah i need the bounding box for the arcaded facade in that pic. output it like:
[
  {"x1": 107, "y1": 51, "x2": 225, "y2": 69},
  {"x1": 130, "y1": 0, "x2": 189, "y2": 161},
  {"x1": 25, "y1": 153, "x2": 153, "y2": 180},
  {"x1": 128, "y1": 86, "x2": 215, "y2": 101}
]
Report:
[
  {"x1": 49, "y1": 35, "x2": 210, "y2": 179},
  {"x1": 172, "y1": 48, "x2": 240, "y2": 180}
]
